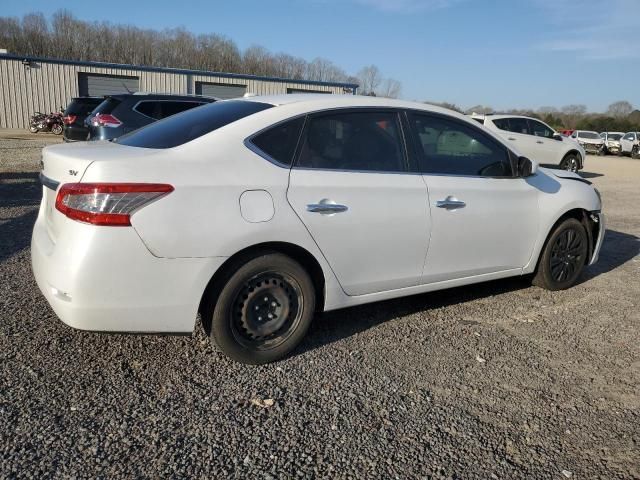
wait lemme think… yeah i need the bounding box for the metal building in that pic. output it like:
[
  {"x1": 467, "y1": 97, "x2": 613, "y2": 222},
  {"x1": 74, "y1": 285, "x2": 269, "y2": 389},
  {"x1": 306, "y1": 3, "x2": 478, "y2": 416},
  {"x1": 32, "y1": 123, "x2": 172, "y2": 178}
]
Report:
[{"x1": 0, "y1": 54, "x2": 358, "y2": 129}]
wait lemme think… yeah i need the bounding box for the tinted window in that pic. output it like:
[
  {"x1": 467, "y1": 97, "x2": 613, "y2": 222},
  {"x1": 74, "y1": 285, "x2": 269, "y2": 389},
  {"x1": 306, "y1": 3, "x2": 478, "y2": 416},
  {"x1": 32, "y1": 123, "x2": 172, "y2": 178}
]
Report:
[
  {"x1": 65, "y1": 99, "x2": 103, "y2": 116},
  {"x1": 578, "y1": 131, "x2": 600, "y2": 139},
  {"x1": 134, "y1": 101, "x2": 161, "y2": 119},
  {"x1": 160, "y1": 101, "x2": 206, "y2": 118},
  {"x1": 492, "y1": 118, "x2": 510, "y2": 131},
  {"x1": 116, "y1": 100, "x2": 273, "y2": 149},
  {"x1": 529, "y1": 120, "x2": 554, "y2": 138},
  {"x1": 296, "y1": 111, "x2": 405, "y2": 172},
  {"x1": 409, "y1": 113, "x2": 512, "y2": 177},
  {"x1": 506, "y1": 118, "x2": 530, "y2": 135},
  {"x1": 250, "y1": 117, "x2": 305, "y2": 166},
  {"x1": 92, "y1": 97, "x2": 122, "y2": 115}
]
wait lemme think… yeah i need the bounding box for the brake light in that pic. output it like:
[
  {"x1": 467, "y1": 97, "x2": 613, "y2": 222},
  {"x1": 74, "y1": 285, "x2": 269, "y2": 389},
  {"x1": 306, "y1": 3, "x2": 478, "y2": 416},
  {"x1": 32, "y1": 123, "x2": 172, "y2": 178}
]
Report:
[
  {"x1": 91, "y1": 113, "x2": 122, "y2": 128},
  {"x1": 55, "y1": 183, "x2": 174, "y2": 226},
  {"x1": 62, "y1": 115, "x2": 77, "y2": 125}
]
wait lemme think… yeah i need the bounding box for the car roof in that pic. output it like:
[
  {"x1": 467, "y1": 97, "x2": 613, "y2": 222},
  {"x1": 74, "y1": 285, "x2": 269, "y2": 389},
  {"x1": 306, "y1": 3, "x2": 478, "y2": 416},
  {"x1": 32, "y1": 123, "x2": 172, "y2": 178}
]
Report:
[
  {"x1": 109, "y1": 93, "x2": 217, "y2": 102},
  {"x1": 239, "y1": 93, "x2": 467, "y2": 117}
]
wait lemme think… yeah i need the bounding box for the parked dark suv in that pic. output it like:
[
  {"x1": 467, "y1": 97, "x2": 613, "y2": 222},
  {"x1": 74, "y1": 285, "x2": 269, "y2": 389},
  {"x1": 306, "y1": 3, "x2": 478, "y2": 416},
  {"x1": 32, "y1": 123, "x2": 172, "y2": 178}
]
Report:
[
  {"x1": 86, "y1": 93, "x2": 216, "y2": 141},
  {"x1": 62, "y1": 97, "x2": 104, "y2": 142}
]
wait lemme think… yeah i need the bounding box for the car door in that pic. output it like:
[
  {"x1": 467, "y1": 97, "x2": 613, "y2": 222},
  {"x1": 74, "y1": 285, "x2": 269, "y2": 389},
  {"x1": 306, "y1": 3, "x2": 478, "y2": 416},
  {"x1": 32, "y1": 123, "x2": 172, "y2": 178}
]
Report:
[
  {"x1": 620, "y1": 133, "x2": 633, "y2": 153},
  {"x1": 527, "y1": 119, "x2": 561, "y2": 164},
  {"x1": 406, "y1": 111, "x2": 538, "y2": 283},
  {"x1": 287, "y1": 109, "x2": 431, "y2": 296},
  {"x1": 492, "y1": 117, "x2": 538, "y2": 159}
]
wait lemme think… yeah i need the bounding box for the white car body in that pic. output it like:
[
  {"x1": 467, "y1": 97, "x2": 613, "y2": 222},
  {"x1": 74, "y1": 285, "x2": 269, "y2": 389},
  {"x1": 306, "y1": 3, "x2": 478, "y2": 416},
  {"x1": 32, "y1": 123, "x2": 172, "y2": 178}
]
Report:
[
  {"x1": 570, "y1": 130, "x2": 605, "y2": 155},
  {"x1": 471, "y1": 114, "x2": 586, "y2": 170},
  {"x1": 620, "y1": 131, "x2": 640, "y2": 154},
  {"x1": 32, "y1": 95, "x2": 605, "y2": 337},
  {"x1": 599, "y1": 131, "x2": 624, "y2": 154}
]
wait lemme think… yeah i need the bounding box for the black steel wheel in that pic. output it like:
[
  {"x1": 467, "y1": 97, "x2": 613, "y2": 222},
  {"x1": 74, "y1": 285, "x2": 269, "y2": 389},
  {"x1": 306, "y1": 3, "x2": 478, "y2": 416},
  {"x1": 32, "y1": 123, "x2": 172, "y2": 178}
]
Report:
[
  {"x1": 533, "y1": 218, "x2": 588, "y2": 290},
  {"x1": 206, "y1": 252, "x2": 315, "y2": 364}
]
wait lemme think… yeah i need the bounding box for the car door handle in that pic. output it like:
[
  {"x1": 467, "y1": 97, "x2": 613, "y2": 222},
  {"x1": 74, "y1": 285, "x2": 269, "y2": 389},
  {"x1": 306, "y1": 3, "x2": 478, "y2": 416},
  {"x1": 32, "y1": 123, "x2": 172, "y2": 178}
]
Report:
[
  {"x1": 508, "y1": 137, "x2": 516, "y2": 141},
  {"x1": 307, "y1": 199, "x2": 348, "y2": 214},
  {"x1": 536, "y1": 140, "x2": 544, "y2": 144},
  {"x1": 436, "y1": 196, "x2": 466, "y2": 210}
]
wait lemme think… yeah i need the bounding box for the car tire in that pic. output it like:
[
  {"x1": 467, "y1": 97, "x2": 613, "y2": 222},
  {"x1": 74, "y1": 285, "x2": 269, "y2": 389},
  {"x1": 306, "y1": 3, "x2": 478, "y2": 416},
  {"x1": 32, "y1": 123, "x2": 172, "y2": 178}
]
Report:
[
  {"x1": 206, "y1": 252, "x2": 316, "y2": 364},
  {"x1": 533, "y1": 218, "x2": 588, "y2": 291},
  {"x1": 560, "y1": 153, "x2": 580, "y2": 172},
  {"x1": 632, "y1": 146, "x2": 640, "y2": 159}
]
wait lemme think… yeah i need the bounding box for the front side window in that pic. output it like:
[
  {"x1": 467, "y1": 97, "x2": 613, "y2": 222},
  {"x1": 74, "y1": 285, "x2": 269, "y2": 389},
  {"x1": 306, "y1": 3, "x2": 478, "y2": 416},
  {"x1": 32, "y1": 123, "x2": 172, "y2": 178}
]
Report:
[
  {"x1": 492, "y1": 118, "x2": 510, "y2": 131},
  {"x1": 409, "y1": 113, "x2": 512, "y2": 177},
  {"x1": 529, "y1": 120, "x2": 554, "y2": 138},
  {"x1": 250, "y1": 117, "x2": 305, "y2": 166},
  {"x1": 296, "y1": 111, "x2": 405, "y2": 172}
]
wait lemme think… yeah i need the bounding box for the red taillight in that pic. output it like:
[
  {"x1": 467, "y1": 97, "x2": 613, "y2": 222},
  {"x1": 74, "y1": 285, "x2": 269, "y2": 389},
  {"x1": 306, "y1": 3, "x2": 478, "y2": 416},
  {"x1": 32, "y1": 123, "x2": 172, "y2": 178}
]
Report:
[
  {"x1": 62, "y1": 115, "x2": 77, "y2": 125},
  {"x1": 55, "y1": 183, "x2": 174, "y2": 226},
  {"x1": 92, "y1": 113, "x2": 122, "y2": 128}
]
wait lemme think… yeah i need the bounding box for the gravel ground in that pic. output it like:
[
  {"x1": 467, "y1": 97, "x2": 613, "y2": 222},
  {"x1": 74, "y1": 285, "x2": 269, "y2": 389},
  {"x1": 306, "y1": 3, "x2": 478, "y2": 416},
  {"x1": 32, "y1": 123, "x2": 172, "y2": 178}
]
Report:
[{"x1": 1, "y1": 132, "x2": 638, "y2": 479}]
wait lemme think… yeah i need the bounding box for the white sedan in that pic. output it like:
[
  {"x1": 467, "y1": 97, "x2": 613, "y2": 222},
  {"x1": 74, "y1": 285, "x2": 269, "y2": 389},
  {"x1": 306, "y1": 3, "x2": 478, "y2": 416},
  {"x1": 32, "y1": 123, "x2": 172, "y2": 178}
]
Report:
[{"x1": 32, "y1": 95, "x2": 605, "y2": 364}]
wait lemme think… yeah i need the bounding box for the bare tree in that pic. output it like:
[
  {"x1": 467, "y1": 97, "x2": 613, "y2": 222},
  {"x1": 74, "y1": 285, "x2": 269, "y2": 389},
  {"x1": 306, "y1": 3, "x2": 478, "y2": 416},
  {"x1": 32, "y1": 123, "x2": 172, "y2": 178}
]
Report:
[
  {"x1": 425, "y1": 101, "x2": 463, "y2": 113},
  {"x1": 466, "y1": 105, "x2": 493, "y2": 114},
  {"x1": 561, "y1": 104, "x2": 587, "y2": 129},
  {"x1": 606, "y1": 100, "x2": 633, "y2": 118},
  {"x1": 357, "y1": 65, "x2": 382, "y2": 96},
  {"x1": 379, "y1": 78, "x2": 401, "y2": 98}
]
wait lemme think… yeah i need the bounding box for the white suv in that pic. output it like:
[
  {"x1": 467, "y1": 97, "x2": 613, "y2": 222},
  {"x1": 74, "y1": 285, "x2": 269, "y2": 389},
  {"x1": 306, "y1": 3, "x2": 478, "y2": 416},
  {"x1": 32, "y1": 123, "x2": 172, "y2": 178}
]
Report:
[
  {"x1": 620, "y1": 132, "x2": 640, "y2": 158},
  {"x1": 471, "y1": 114, "x2": 585, "y2": 172}
]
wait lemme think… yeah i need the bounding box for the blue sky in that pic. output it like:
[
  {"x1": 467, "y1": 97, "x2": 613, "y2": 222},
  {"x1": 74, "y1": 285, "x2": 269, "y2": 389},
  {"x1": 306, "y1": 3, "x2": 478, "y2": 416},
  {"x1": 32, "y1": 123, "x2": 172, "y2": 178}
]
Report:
[{"x1": 3, "y1": 0, "x2": 639, "y2": 112}]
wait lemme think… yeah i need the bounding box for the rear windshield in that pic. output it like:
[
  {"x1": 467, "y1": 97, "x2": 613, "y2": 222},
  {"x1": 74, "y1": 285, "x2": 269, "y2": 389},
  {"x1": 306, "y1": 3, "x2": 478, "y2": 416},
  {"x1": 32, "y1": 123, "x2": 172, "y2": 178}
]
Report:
[
  {"x1": 116, "y1": 100, "x2": 273, "y2": 149},
  {"x1": 92, "y1": 97, "x2": 122, "y2": 115},
  {"x1": 65, "y1": 98, "x2": 103, "y2": 115}
]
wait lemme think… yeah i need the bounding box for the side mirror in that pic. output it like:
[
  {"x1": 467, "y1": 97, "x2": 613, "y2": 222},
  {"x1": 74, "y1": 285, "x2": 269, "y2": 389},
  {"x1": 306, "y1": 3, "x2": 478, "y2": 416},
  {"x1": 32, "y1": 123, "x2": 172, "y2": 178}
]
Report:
[
  {"x1": 518, "y1": 156, "x2": 537, "y2": 177},
  {"x1": 553, "y1": 134, "x2": 563, "y2": 141}
]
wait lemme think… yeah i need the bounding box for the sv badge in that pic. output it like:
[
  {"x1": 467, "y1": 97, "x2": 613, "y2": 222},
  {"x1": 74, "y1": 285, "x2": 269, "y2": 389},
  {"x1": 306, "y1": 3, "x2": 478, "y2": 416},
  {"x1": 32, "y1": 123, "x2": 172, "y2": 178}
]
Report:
[{"x1": 69, "y1": 169, "x2": 78, "y2": 176}]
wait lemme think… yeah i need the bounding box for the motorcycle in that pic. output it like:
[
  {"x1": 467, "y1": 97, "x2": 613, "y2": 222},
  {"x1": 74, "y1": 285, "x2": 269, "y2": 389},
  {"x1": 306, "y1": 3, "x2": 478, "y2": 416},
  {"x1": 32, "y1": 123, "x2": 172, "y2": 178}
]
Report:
[{"x1": 29, "y1": 108, "x2": 64, "y2": 135}]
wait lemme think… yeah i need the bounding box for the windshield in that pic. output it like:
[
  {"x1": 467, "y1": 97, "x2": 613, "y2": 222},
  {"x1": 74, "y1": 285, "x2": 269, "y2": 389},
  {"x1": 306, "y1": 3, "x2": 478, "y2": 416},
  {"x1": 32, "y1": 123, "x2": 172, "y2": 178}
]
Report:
[
  {"x1": 578, "y1": 131, "x2": 600, "y2": 139},
  {"x1": 116, "y1": 100, "x2": 273, "y2": 149},
  {"x1": 607, "y1": 134, "x2": 622, "y2": 141}
]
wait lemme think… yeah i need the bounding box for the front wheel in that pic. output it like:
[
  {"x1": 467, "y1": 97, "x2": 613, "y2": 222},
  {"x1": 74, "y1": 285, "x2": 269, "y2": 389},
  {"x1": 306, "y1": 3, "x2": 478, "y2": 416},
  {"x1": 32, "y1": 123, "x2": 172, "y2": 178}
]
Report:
[
  {"x1": 533, "y1": 218, "x2": 588, "y2": 291},
  {"x1": 206, "y1": 253, "x2": 316, "y2": 364},
  {"x1": 51, "y1": 124, "x2": 63, "y2": 135},
  {"x1": 632, "y1": 145, "x2": 640, "y2": 159},
  {"x1": 560, "y1": 154, "x2": 580, "y2": 172}
]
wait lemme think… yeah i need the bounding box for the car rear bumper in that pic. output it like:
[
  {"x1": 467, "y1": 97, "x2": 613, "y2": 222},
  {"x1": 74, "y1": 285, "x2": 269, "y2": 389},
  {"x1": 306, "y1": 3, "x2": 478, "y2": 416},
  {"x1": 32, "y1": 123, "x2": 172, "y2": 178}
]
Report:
[
  {"x1": 63, "y1": 125, "x2": 89, "y2": 142},
  {"x1": 588, "y1": 212, "x2": 605, "y2": 266},
  {"x1": 31, "y1": 204, "x2": 226, "y2": 333}
]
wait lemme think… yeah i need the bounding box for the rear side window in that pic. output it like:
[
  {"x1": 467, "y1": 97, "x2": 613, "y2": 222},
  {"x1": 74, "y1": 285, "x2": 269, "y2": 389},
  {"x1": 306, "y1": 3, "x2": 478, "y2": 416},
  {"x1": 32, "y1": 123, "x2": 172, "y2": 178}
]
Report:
[
  {"x1": 135, "y1": 101, "x2": 208, "y2": 120},
  {"x1": 116, "y1": 100, "x2": 273, "y2": 149},
  {"x1": 296, "y1": 111, "x2": 405, "y2": 172},
  {"x1": 250, "y1": 117, "x2": 305, "y2": 166},
  {"x1": 409, "y1": 113, "x2": 512, "y2": 177},
  {"x1": 506, "y1": 117, "x2": 530, "y2": 135}
]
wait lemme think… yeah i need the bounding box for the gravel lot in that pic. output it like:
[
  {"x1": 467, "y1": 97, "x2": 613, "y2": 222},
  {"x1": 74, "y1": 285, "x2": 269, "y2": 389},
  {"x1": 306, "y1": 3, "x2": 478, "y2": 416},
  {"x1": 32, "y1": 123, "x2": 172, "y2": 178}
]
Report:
[{"x1": 1, "y1": 131, "x2": 638, "y2": 479}]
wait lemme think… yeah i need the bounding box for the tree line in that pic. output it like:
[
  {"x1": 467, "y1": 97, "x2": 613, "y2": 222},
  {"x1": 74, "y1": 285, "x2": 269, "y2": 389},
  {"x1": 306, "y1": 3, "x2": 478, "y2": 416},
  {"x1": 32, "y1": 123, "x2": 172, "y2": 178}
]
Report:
[
  {"x1": 0, "y1": 10, "x2": 402, "y2": 97},
  {"x1": 427, "y1": 100, "x2": 640, "y2": 132}
]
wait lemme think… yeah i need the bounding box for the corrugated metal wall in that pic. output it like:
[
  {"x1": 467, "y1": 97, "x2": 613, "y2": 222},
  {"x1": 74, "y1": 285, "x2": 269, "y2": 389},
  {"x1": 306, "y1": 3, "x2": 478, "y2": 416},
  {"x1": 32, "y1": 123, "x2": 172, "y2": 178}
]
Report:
[{"x1": 0, "y1": 57, "x2": 348, "y2": 129}]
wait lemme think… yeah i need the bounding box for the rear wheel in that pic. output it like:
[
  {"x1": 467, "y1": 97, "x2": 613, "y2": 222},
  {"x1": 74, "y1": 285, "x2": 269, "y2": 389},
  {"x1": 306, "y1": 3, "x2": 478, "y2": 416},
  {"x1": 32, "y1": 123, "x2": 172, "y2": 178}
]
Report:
[
  {"x1": 29, "y1": 126, "x2": 38, "y2": 133},
  {"x1": 206, "y1": 253, "x2": 315, "y2": 364},
  {"x1": 533, "y1": 218, "x2": 588, "y2": 291},
  {"x1": 51, "y1": 124, "x2": 63, "y2": 135},
  {"x1": 632, "y1": 145, "x2": 640, "y2": 159},
  {"x1": 560, "y1": 153, "x2": 580, "y2": 172}
]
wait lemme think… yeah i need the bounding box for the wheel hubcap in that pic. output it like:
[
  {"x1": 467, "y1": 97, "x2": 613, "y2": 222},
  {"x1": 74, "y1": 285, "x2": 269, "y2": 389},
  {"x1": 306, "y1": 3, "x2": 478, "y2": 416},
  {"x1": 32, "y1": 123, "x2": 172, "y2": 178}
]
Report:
[
  {"x1": 550, "y1": 228, "x2": 585, "y2": 282},
  {"x1": 231, "y1": 272, "x2": 302, "y2": 350},
  {"x1": 565, "y1": 158, "x2": 578, "y2": 172}
]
